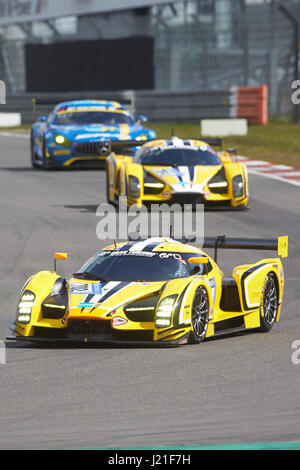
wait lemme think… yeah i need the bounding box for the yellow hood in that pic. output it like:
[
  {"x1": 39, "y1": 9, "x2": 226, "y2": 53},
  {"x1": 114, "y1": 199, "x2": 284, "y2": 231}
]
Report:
[
  {"x1": 145, "y1": 165, "x2": 222, "y2": 193},
  {"x1": 68, "y1": 278, "x2": 164, "y2": 319}
]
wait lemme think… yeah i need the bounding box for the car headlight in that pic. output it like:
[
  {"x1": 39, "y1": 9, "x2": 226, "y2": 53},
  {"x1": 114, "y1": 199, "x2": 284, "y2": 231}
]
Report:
[
  {"x1": 135, "y1": 135, "x2": 148, "y2": 141},
  {"x1": 128, "y1": 175, "x2": 141, "y2": 198},
  {"x1": 17, "y1": 290, "x2": 35, "y2": 324},
  {"x1": 232, "y1": 175, "x2": 244, "y2": 198},
  {"x1": 155, "y1": 295, "x2": 177, "y2": 328},
  {"x1": 54, "y1": 134, "x2": 71, "y2": 146}
]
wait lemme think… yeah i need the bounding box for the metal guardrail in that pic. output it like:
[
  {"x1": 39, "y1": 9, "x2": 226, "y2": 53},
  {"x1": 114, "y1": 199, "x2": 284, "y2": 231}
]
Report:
[
  {"x1": 136, "y1": 89, "x2": 237, "y2": 121},
  {"x1": 4, "y1": 89, "x2": 237, "y2": 124}
]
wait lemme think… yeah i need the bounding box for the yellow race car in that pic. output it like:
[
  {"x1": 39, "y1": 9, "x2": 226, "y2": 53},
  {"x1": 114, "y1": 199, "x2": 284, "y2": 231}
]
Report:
[
  {"x1": 106, "y1": 137, "x2": 249, "y2": 208},
  {"x1": 7, "y1": 235, "x2": 288, "y2": 345}
]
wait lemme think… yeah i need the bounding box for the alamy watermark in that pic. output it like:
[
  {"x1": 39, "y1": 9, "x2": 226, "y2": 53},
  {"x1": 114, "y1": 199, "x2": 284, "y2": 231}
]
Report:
[
  {"x1": 291, "y1": 80, "x2": 300, "y2": 105},
  {"x1": 291, "y1": 340, "x2": 300, "y2": 365},
  {"x1": 0, "y1": 80, "x2": 6, "y2": 105},
  {"x1": 96, "y1": 197, "x2": 205, "y2": 243},
  {"x1": 0, "y1": 341, "x2": 6, "y2": 365}
]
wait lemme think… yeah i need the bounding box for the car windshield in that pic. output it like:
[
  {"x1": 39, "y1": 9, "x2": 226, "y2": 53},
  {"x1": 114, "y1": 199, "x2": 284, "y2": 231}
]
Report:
[
  {"x1": 54, "y1": 110, "x2": 134, "y2": 126},
  {"x1": 74, "y1": 251, "x2": 202, "y2": 282},
  {"x1": 134, "y1": 147, "x2": 221, "y2": 166}
]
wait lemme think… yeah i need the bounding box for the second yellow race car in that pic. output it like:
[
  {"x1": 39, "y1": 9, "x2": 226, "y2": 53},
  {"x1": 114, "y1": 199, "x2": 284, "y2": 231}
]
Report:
[
  {"x1": 7, "y1": 235, "x2": 288, "y2": 346},
  {"x1": 106, "y1": 137, "x2": 249, "y2": 208}
]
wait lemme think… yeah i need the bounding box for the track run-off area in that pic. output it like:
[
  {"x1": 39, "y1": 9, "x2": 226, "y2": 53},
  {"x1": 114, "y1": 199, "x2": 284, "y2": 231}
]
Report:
[{"x1": 0, "y1": 133, "x2": 299, "y2": 450}]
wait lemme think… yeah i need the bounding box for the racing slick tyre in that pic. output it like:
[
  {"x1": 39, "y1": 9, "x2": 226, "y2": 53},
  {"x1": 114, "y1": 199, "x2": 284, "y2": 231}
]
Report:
[
  {"x1": 188, "y1": 287, "x2": 209, "y2": 344},
  {"x1": 259, "y1": 273, "x2": 278, "y2": 333},
  {"x1": 30, "y1": 132, "x2": 39, "y2": 168},
  {"x1": 42, "y1": 140, "x2": 51, "y2": 170},
  {"x1": 106, "y1": 167, "x2": 114, "y2": 204}
]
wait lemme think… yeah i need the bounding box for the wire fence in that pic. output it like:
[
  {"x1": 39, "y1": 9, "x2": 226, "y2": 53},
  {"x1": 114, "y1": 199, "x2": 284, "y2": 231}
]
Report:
[{"x1": 0, "y1": 0, "x2": 298, "y2": 118}]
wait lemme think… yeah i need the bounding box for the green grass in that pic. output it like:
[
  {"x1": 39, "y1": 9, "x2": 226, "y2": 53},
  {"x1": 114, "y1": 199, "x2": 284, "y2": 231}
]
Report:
[
  {"x1": 0, "y1": 124, "x2": 31, "y2": 132},
  {"x1": 148, "y1": 121, "x2": 300, "y2": 167},
  {"x1": 2, "y1": 121, "x2": 300, "y2": 167}
]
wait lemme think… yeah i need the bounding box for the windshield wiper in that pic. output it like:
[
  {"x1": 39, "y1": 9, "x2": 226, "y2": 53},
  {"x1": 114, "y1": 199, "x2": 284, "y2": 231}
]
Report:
[{"x1": 73, "y1": 272, "x2": 107, "y2": 281}]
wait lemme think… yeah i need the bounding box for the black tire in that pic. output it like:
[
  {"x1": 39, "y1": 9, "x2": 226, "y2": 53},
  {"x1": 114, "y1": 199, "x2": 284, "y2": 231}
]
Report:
[
  {"x1": 116, "y1": 172, "x2": 126, "y2": 211},
  {"x1": 42, "y1": 140, "x2": 51, "y2": 170},
  {"x1": 106, "y1": 166, "x2": 113, "y2": 204},
  {"x1": 189, "y1": 287, "x2": 209, "y2": 344},
  {"x1": 30, "y1": 132, "x2": 39, "y2": 168},
  {"x1": 259, "y1": 273, "x2": 278, "y2": 332}
]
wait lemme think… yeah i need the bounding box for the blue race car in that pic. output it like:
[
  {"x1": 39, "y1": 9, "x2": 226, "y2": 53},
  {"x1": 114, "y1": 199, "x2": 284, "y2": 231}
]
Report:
[{"x1": 30, "y1": 100, "x2": 156, "y2": 169}]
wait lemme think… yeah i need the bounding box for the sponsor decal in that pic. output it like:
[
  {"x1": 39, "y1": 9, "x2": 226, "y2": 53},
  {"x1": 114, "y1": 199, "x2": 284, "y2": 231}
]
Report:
[
  {"x1": 209, "y1": 277, "x2": 217, "y2": 304},
  {"x1": 70, "y1": 282, "x2": 102, "y2": 294},
  {"x1": 78, "y1": 302, "x2": 94, "y2": 308},
  {"x1": 75, "y1": 133, "x2": 121, "y2": 140},
  {"x1": 97, "y1": 250, "x2": 184, "y2": 260}
]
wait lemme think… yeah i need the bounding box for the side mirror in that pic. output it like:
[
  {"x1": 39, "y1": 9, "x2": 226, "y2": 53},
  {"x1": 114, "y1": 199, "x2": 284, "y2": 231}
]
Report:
[
  {"x1": 188, "y1": 257, "x2": 208, "y2": 264},
  {"x1": 226, "y1": 147, "x2": 237, "y2": 156},
  {"x1": 37, "y1": 116, "x2": 47, "y2": 122},
  {"x1": 54, "y1": 252, "x2": 68, "y2": 272},
  {"x1": 136, "y1": 115, "x2": 148, "y2": 123}
]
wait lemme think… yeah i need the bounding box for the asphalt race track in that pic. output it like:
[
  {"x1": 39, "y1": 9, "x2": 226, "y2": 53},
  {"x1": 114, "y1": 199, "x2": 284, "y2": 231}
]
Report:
[{"x1": 0, "y1": 133, "x2": 299, "y2": 450}]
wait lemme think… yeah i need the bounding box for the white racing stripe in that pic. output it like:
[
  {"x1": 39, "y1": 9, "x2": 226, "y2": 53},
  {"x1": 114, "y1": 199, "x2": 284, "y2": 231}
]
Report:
[
  {"x1": 87, "y1": 281, "x2": 121, "y2": 304},
  {"x1": 128, "y1": 237, "x2": 170, "y2": 252}
]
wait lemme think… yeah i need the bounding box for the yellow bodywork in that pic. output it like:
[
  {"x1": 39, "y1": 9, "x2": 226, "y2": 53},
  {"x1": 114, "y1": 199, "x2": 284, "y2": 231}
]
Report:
[
  {"x1": 106, "y1": 139, "x2": 249, "y2": 208},
  {"x1": 10, "y1": 237, "x2": 287, "y2": 345}
]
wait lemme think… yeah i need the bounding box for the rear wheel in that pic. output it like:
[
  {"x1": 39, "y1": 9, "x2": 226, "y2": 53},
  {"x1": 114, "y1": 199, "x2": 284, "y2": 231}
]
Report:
[
  {"x1": 189, "y1": 287, "x2": 209, "y2": 344},
  {"x1": 106, "y1": 166, "x2": 116, "y2": 205},
  {"x1": 106, "y1": 167, "x2": 112, "y2": 203},
  {"x1": 259, "y1": 273, "x2": 278, "y2": 332}
]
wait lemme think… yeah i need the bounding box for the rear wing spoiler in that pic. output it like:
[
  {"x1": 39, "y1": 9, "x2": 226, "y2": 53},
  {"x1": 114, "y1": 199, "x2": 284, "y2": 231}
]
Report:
[
  {"x1": 32, "y1": 97, "x2": 135, "y2": 113},
  {"x1": 189, "y1": 138, "x2": 222, "y2": 148},
  {"x1": 200, "y1": 138, "x2": 222, "y2": 148},
  {"x1": 109, "y1": 138, "x2": 221, "y2": 154},
  {"x1": 32, "y1": 98, "x2": 60, "y2": 108},
  {"x1": 203, "y1": 235, "x2": 288, "y2": 262},
  {"x1": 127, "y1": 234, "x2": 288, "y2": 263},
  {"x1": 107, "y1": 139, "x2": 153, "y2": 156}
]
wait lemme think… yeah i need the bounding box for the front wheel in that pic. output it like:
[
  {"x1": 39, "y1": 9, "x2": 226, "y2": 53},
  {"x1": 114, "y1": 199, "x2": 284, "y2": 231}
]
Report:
[
  {"x1": 259, "y1": 273, "x2": 278, "y2": 332},
  {"x1": 42, "y1": 141, "x2": 51, "y2": 170},
  {"x1": 30, "y1": 132, "x2": 39, "y2": 168},
  {"x1": 188, "y1": 287, "x2": 209, "y2": 344}
]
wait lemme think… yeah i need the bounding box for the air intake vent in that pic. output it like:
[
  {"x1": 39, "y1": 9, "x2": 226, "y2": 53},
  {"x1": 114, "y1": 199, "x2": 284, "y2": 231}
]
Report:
[{"x1": 124, "y1": 293, "x2": 159, "y2": 322}]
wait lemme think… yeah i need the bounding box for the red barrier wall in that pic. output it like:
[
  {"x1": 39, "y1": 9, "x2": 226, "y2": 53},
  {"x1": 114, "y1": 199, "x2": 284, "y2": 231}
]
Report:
[{"x1": 237, "y1": 85, "x2": 268, "y2": 125}]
